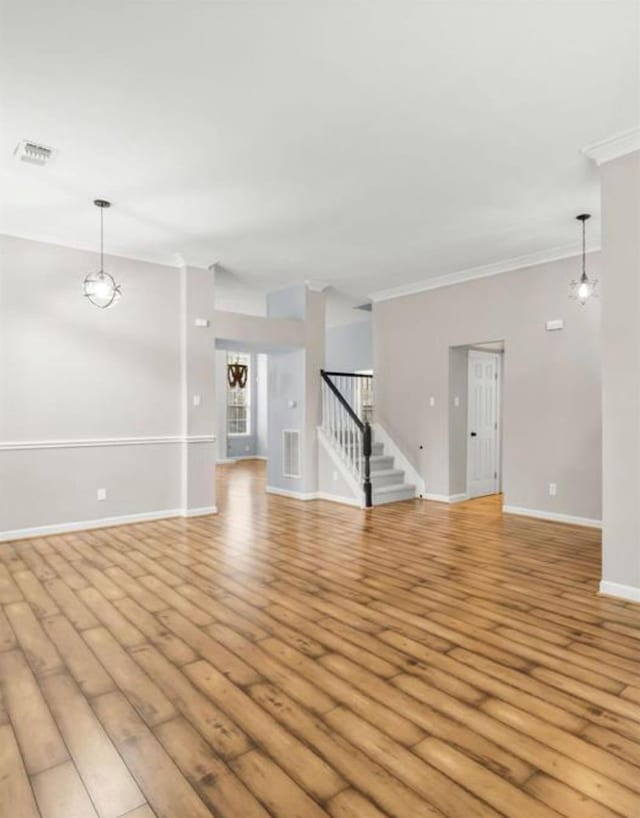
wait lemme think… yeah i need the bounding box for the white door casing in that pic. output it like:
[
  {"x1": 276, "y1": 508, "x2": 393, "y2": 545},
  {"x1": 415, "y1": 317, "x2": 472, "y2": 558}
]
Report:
[{"x1": 467, "y1": 350, "x2": 501, "y2": 498}]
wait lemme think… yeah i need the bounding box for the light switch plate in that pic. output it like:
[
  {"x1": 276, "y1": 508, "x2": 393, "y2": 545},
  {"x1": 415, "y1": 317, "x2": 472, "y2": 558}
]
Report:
[
  {"x1": 194, "y1": 318, "x2": 210, "y2": 327},
  {"x1": 97, "y1": 488, "x2": 107, "y2": 501},
  {"x1": 429, "y1": 396, "x2": 436, "y2": 407},
  {"x1": 193, "y1": 394, "x2": 201, "y2": 407}
]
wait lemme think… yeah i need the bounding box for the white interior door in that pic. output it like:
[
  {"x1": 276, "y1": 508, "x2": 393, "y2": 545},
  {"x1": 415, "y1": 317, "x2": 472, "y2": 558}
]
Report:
[{"x1": 467, "y1": 351, "x2": 501, "y2": 498}]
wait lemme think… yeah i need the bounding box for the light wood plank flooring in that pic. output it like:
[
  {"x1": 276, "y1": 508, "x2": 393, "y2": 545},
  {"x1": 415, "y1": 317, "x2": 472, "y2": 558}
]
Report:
[{"x1": 1, "y1": 459, "x2": 640, "y2": 818}]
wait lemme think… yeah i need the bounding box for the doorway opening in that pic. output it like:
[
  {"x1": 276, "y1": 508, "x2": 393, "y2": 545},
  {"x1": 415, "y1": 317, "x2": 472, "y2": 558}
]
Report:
[{"x1": 449, "y1": 341, "x2": 504, "y2": 500}]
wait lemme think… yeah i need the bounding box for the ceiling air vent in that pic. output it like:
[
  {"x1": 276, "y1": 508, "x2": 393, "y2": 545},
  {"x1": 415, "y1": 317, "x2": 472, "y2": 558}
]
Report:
[{"x1": 14, "y1": 140, "x2": 56, "y2": 166}]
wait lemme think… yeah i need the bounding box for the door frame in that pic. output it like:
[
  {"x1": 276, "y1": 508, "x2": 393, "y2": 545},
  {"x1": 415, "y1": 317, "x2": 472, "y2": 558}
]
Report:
[{"x1": 466, "y1": 349, "x2": 502, "y2": 498}]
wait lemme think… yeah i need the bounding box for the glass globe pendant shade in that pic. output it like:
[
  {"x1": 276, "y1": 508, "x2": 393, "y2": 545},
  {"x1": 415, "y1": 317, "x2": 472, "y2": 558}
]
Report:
[
  {"x1": 83, "y1": 269, "x2": 122, "y2": 308},
  {"x1": 82, "y1": 199, "x2": 122, "y2": 308},
  {"x1": 569, "y1": 213, "x2": 598, "y2": 306},
  {"x1": 569, "y1": 273, "x2": 597, "y2": 306}
]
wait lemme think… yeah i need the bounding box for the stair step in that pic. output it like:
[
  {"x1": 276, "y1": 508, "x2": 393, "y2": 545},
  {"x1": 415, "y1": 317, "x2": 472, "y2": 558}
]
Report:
[
  {"x1": 368, "y1": 455, "x2": 395, "y2": 472},
  {"x1": 370, "y1": 469, "x2": 405, "y2": 488},
  {"x1": 372, "y1": 483, "x2": 417, "y2": 505}
]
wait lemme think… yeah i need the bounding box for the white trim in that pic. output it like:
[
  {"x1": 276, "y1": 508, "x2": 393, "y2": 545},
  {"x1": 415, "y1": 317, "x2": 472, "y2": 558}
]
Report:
[
  {"x1": 266, "y1": 486, "x2": 317, "y2": 501},
  {"x1": 218, "y1": 455, "x2": 267, "y2": 464},
  {"x1": 599, "y1": 581, "x2": 640, "y2": 605},
  {"x1": 369, "y1": 243, "x2": 598, "y2": 303},
  {"x1": 503, "y1": 505, "x2": 601, "y2": 529},
  {"x1": 0, "y1": 435, "x2": 216, "y2": 451},
  {"x1": 448, "y1": 493, "x2": 469, "y2": 504},
  {"x1": 372, "y1": 423, "x2": 423, "y2": 496},
  {"x1": 0, "y1": 505, "x2": 218, "y2": 543},
  {"x1": 422, "y1": 492, "x2": 468, "y2": 503},
  {"x1": 182, "y1": 506, "x2": 218, "y2": 518},
  {"x1": 314, "y1": 491, "x2": 363, "y2": 508},
  {"x1": 583, "y1": 127, "x2": 640, "y2": 166},
  {"x1": 266, "y1": 485, "x2": 365, "y2": 509}
]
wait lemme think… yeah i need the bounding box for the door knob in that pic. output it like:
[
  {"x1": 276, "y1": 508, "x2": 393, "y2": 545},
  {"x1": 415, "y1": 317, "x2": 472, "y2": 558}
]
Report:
[{"x1": 470, "y1": 432, "x2": 477, "y2": 437}]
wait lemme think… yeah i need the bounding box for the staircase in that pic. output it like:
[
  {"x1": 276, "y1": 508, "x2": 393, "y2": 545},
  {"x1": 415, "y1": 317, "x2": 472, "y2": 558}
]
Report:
[
  {"x1": 321, "y1": 370, "x2": 416, "y2": 507},
  {"x1": 368, "y1": 438, "x2": 416, "y2": 505}
]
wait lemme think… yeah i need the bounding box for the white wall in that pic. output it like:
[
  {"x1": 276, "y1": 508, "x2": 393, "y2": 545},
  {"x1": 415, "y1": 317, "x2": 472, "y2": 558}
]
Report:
[
  {"x1": 600, "y1": 149, "x2": 640, "y2": 600},
  {"x1": 0, "y1": 235, "x2": 216, "y2": 537},
  {"x1": 326, "y1": 319, "x2": 373, "y2": 372},
  {"x1": 374, "y1": 254, "x2": 602, "y2": 522}
]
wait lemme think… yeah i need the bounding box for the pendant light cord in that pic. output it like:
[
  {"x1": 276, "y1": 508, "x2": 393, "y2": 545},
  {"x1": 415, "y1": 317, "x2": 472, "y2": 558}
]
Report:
[
  {"x1": 582, "y1": 218, "x2": 586, "y2": 279},
  {"x1": 100, "y1": 205, "x2": 104, "y2": 273}
]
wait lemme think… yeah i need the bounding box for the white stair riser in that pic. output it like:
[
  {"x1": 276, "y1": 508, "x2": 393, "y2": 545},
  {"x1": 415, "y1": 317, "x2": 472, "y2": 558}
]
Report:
[
  {"x1": 372, "y1": 487, "x2": 416, "y2": 505},
  {"x1": 370, "y1": 470, "x2": 405, "y2": 488}
]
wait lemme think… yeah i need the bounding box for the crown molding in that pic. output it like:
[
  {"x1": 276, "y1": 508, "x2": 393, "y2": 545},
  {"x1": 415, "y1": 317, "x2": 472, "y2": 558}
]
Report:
[
  {"x1": 305, "y1": 279, "x2": 330, "y2": 292},
  {"x1": 369, "y1": 241, "x2": 600, "y2": 303},
  {"x1": 582, "y1": 127, "x2": 640, "y2": 166}
]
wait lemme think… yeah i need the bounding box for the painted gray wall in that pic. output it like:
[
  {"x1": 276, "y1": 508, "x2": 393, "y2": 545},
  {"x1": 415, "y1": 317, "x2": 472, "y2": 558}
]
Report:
[
  {"x1": 265, "y1": 285, "x2": 325, "y2": 495},
  {"x1": 0, "y1": 235, "x2": 216, "y2": 535},
  {"x1": 600, "y1": 150, "x2": 640, "y2": 594},
  {"x1": 326, "y1": 320, "x2": 373, "y2": 372},
  {"x1": 374, "y1": 254, "x2": 602, "y2": 521}
]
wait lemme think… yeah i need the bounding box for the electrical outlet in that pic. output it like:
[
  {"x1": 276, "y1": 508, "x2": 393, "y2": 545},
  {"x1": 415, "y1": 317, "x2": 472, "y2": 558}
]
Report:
[
  {"x1": 548, "y1": 483, "x2": 557, "y2": 497},
  {"x1": 333, "y1": 470, "x2": 338, "y2": 481},
  {"x1": 454, "y1": 396, "x2": 460, "y2": 407},
  {"x1": 429, "y1": 396, "x2": 436, "y2": 407},
  {"x1": 97, "y1": 488, "x2": 107, "y2": 501}
]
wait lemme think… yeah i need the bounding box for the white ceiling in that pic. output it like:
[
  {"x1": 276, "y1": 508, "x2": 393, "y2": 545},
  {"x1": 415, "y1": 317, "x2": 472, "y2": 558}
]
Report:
[{"x1": 1, "y1": 1, "x2": 638, "y2": 322}]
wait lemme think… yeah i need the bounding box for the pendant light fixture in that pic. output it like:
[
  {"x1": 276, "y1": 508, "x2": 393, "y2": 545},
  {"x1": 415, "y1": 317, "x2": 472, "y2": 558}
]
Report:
[
  {"x1": 569, "y1": 213, "x2": 597, "y2": 305},
  {"x1": 83, "y1": 199, "x2": 122, "y2": 308}
]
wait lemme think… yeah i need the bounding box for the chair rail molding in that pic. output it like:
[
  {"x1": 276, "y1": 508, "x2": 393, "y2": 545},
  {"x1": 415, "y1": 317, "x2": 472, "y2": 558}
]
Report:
[{"x1": 0, "y1": 435, "x2": 216, "y2": 451}]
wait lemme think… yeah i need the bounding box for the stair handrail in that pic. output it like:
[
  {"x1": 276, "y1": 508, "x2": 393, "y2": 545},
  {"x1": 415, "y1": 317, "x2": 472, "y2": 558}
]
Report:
[{"x1": 320, "y1": 369, "x2": 373, "y2": 507}]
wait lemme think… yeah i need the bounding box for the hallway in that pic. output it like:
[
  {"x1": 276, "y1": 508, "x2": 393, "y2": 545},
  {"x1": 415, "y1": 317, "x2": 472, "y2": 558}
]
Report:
[{"x1": 2, "y1": 460, "x2": 639, "y2": 818}]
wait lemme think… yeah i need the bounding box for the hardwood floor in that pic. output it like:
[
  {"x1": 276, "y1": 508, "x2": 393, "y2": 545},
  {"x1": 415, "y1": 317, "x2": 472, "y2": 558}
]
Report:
[{"x1": 1, "y1": 459, "x2": 640, "y2": 818}]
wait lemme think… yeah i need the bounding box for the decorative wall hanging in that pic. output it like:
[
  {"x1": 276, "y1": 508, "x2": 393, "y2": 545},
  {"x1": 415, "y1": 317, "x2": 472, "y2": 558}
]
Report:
[
  {"x1": 83, "y1": 199, "x2": 122, "y2": 308},
  {"x1": 227, "y1": 358, "x2": 248, "y2": 388},
  {"x1": 569, "y1": 213, "x2": 598, "y2": 305}
]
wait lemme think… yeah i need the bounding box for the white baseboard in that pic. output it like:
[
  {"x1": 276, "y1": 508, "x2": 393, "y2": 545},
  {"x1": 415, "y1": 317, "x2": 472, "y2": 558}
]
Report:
[
  {"x1": 422, "y1": 492, "x2": 468, "y2": 503},
  {"x1": 182, "y1": 506, "x2": 218, "y2": 518},
  {"x1": 266, "y1": 486, "x2": 364, "y2": 508},
  {"x1": 266, "y1": 486, "x2": 317, "y2": 501},
  {"x1": 314, "y1": 491, "x2": 364, "y2": 508},
  {"x1": 449, "y1": 493, "x2": 469, "y2": 504},
  {"x1": 503, "y1": 505, "x2": 602, "y2": 529},
  {"x1": 218, "y1": 456, "x2": 267, "y2": 464},
  {"x1": 599, "y1": 581, "x2": 640, "y2": 604},
  {"x1": 0, "y1": 506, "x2": 218, "y2": 542}
]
